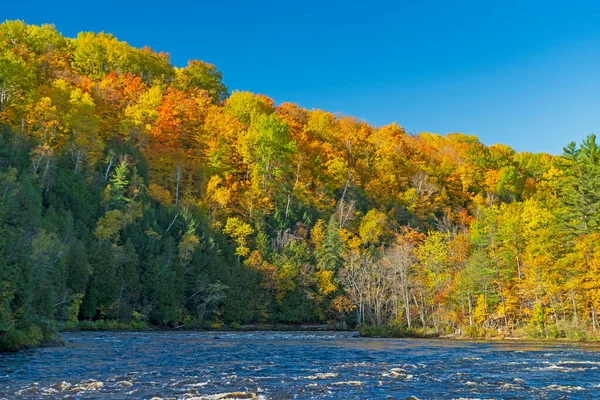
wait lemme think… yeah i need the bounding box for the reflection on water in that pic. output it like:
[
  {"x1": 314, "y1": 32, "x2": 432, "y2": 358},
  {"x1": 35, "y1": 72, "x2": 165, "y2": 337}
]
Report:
[{"x1": 1, "y1": 331, "x2": 600, "y2": 399}]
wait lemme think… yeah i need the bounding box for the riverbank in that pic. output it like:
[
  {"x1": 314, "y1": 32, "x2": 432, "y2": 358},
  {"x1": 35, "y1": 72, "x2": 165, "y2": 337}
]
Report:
[
  {"x1": 55, "y1": 320, "x2": 600, "y2": 342},
  {"x1": 58, "y1": 320, "x2": 340, "y2": 333},
  {"x1": 0, "y1": 327, "x2": 64, "y2": 352},
  {"x1": 5, "y1": 320, "x2": 598, "y2": 353},
  {"x1": 358, "y1": 324, "x2": 600, "y2": 342}
]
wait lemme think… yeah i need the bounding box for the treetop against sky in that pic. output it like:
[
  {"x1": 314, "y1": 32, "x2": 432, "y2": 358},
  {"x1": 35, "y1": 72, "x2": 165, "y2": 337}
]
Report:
[{"x1": 2, "y1": 0, "x2": 599, "y2": 154}]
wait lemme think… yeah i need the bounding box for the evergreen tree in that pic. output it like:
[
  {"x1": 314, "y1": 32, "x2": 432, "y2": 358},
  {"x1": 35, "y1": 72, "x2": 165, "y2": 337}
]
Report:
[
  {"x1": 106, "y1": 160, "x2": 130, "y2": 210},
  {"x1": 559, "y1": 134, "x2": 600, "y2": 236},
  {"x1": 316, "y1": 215, "x2": 343, "y2": 272}
]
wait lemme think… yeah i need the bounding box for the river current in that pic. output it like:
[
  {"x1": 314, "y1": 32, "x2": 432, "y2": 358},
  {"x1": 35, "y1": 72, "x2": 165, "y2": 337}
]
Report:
[{"x1": 1, "y1": 331, "x2": 599, "y2": 399}]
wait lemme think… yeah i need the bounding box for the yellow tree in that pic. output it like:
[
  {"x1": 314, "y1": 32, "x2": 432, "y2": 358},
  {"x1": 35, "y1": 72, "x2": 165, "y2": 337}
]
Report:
[{"x1": 66, "y1": 87, "x2": 103, "y2": 172}]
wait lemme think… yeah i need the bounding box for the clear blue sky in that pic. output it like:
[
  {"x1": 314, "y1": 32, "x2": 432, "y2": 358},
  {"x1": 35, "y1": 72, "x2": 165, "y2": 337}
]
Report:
[{"x1": 3, "y1": 0, "x2": 600, "y2": 154}]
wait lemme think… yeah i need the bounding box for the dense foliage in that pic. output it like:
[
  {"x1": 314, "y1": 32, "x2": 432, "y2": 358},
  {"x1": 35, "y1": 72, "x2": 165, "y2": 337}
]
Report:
[{"x1": 1, "y1": 21, "x2": 599, "y2": 348}]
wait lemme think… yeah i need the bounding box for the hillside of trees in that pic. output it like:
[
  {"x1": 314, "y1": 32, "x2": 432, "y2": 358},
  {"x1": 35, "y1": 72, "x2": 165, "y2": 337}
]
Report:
[{"x1": 1, "y1": 21, "x2": 600, "y2": 349}]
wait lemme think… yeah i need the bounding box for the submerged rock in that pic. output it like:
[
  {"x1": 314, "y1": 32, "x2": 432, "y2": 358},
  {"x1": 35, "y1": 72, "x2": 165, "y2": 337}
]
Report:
[
  {"x1": 331, "y1": 381, "x2": 363, "y2": 386},
  {"x1": 545, "y1": 384, "x2": 585, "y2": 393},
  {"x1": 50, "y1": 381, "x2": 71, "y2": 391},
  {"x1": 188, "y1": 392, "x2": 257, "y2": 399},
  {"x1": 304, "y1": 372, "x2": 338, "y2": 380},
  {"x1": 382, "y1": 368, "x2": 413, "y2": 380},
  {"x1": 71, "y1": 379, "x2": 104, "y2": 391}
]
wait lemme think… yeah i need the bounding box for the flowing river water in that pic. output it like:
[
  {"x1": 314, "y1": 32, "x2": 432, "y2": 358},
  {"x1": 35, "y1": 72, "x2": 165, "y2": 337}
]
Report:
[{"x1": 1, "y1": 331, "x2": 600, "y2": 399}]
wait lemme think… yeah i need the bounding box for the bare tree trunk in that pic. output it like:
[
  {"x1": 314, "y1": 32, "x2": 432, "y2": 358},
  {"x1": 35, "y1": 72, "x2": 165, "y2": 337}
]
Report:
[
  {"x1": 42, "y1": 157, "x2": 51, "y2": 179},
  {"x1": 467, "y1": 292, "x2": 473, "y2": 326},
  {"x1": 74, "y1": 150, "x2": 81, "y2": 174},
  {"x1": 104, "y1": 153, "x2": 115, "y2": 181},
  {"x1": 337, "y1": 139, "x2": 353, "y2": 228},
  {"x1": 32, "y1": 156, "x2": 42, "y2": 174},
  {"x1": 0, "y1": 86, "x2": 9, "y2": 110},
  {"x1": 571, "y1": 290, "x2": 579, "y2": 328},
  {"x1": 548, "y1": 296, "x2": 560, "y2": 333},
  {"x1": 175, "y1": 166, "x2": 182, "y2": 207},
  {"x1": 284, "y1": 194, "x2": 291, "y2": 224},
  {"x1": 401, "y1": 267, "x2": 411, "y2": 329},
  {"x1": 338, "y1": 172, "x2": 351, "y2": 229},
  {"x1": 166, "y1": 213, "x2": 179, "y2": 232},
  {"x1": 404, "y1": 291, "x2": 411, "y2": 328},
  {"x1": 413, "y1": 294, "x2": 426, "y2": 328}
]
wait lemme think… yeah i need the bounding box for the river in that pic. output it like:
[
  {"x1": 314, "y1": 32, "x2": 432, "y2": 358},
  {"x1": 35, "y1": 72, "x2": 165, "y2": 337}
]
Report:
[{"x1": 1, "y1": 331, "x2": 599, "y2": 399}]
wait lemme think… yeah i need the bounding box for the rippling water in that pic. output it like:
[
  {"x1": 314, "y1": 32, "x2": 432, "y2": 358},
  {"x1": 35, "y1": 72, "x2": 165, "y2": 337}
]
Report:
[{"x1": 1, "y1": 331, "x2": 600, "y2": 399}]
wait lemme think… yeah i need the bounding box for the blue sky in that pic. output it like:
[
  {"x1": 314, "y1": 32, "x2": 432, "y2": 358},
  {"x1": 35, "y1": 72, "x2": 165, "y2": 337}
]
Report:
[{"x1": 3, "y1": 0, "x2": 600, "y2": 154}]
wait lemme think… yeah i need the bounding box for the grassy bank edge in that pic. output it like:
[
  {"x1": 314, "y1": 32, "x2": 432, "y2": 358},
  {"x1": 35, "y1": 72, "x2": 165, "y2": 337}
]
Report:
[
  {"x1": 358, "y1": 324, "x2": 600, "y2": 342},
  {"x1": 0, "y1": 325, "x2": 64, "y2": 352}
]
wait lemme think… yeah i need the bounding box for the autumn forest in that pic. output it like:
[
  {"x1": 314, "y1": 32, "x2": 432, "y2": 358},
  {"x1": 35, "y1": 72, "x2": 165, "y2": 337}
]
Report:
[{"x1": 1, "y1": 21, "x2": 599, "y2": 350}]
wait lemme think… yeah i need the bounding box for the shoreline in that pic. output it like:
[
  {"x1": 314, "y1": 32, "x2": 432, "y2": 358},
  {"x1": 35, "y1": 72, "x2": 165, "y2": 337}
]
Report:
[
  {"x1": 5, "y1": 326, "x2": 599, "y2": 353},
  {"x1": 56, "y1": 323, "x2": 600, "y2": 343},
  {"x1": 0, "y1": 332, "x2": 65, "y2": 353},
  {"x1": 5, "y1": 322, "x2": 598, "y2": 353}
]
